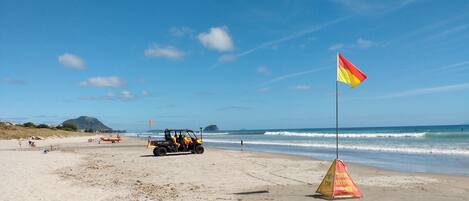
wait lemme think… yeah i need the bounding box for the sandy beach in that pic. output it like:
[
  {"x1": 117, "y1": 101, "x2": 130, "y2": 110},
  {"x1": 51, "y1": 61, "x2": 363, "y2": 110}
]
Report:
[{"x1": 1, "y1": 136, "x2": 469, "y2": 201}]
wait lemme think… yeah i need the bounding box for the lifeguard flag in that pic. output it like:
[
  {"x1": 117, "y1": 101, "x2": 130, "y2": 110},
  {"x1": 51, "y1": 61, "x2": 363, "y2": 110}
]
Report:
[
  {"x1": 337, "y1": 53, "x2": 367, "y2": 88},
  {"x1": 316, "y1": 159, "x2": 363, "y2": 199}
]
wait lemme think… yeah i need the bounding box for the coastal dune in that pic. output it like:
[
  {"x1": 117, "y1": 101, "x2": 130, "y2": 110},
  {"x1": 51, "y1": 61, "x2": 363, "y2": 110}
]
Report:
[{"x1": 1, "y1": 136, "x2": 469, "y2": 201}]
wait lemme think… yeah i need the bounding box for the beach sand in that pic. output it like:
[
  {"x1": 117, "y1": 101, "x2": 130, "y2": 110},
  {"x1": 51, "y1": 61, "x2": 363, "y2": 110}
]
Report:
[{"x1": 1, "y1": 136, "x2": 469, "y2": 201}]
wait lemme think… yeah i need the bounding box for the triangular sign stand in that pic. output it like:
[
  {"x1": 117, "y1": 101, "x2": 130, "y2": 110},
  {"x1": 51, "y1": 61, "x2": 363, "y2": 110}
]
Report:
[
  {"x1": 316, "y1": 159, "x2": 362, "y2": 199},
  {"x1": 316, "y1": 53, "x2": 364, "y2": 199}
]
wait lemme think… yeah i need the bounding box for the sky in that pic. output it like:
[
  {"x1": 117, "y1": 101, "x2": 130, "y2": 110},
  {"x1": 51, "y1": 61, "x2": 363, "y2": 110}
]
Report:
[{"x1": 1, "y1": 0, "x2": 469, "y2": 131}]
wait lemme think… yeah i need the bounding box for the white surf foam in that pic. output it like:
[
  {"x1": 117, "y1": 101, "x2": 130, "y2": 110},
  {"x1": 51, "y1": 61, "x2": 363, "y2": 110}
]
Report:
[
  {"x1": 202, "y1": 132, "x2": 229, "y2": 136},
  {"x1": 204, "y1": 139, "x2": 469, "y2": 156},
  {"x1": 264, "y1": 131, "x2": 427, "y2": 138}
]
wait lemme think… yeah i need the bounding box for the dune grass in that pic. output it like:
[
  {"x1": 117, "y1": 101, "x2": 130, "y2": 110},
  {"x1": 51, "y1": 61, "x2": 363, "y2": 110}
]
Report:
[{"x1": 0, "y1": 124, "x2": 91, "y2": 140}]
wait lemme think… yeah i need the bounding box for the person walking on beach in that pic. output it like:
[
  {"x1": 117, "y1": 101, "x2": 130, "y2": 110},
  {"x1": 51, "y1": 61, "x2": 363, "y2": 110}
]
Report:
[{"x1": 240, "y1": 140, "x2": 244, "y2": 151}]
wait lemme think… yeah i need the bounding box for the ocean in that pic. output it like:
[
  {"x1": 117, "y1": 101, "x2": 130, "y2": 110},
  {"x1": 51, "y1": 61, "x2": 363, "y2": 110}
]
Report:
[{"x1": 127, "y1": 124, "x2": 469, "y2": 176}]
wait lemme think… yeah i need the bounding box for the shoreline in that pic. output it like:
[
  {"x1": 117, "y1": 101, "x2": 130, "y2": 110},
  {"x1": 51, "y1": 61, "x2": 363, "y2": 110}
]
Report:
[
  {"x1": 209, "y1": 145, "x2": 469, "y2": 178},
  {"x1": 1, "y1": 136, "x2": 469, "y2": 200}
]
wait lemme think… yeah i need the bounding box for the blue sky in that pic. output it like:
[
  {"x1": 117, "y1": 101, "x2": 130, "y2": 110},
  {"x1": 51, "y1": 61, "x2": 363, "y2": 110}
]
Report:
[{"x1": 1, "y1": 0, "x2": 469, "y2": 131}]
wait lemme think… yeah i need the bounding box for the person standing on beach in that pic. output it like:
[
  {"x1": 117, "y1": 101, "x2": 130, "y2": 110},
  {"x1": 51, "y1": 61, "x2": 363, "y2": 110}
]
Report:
[{"x1": 240, "y1": 140, "x2": 244, "y2": 151}]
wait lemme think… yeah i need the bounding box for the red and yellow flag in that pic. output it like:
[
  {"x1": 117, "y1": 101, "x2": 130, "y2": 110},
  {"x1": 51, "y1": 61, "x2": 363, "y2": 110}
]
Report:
[{"x1": 337, "y1": 53, "x2": 367, "y2": 88}]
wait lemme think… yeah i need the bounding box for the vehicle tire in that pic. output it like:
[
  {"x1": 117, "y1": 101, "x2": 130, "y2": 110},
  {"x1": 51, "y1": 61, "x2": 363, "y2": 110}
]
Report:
[
  {"x1": 153, "y1": 147, "x2": 167, "y2": 156},
  {"x1": 195, "y1": 146, "x2": 204, "y2": 154}
]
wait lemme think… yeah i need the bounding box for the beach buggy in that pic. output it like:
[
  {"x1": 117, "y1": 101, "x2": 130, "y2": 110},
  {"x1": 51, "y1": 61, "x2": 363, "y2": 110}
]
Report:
[{"x1": 147, "y1": 129, "x2": 204, "y2": 156}]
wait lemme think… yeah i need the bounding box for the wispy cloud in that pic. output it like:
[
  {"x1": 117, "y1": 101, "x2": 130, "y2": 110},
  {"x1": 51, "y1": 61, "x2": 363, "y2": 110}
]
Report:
[
  {"x1": 80, "y1": 76, "x2": 124, "y2": 88},
  {"x1": 256, "y1": 66, "x2": 271, "y2": 75},
  {"x1": 144, "y1": 44, "x2": 185, "y2": 59},
  {"x1": 58, "y1": 53, "x2": 85, "y2": 70},
  {"x1": 431, "y1": 60, "x2": 469, "y2": 73},
  {"x1": 79, "y1": 93, "x2": 114, "y2": 101},
  {"x1": 329, "y1": 38, "x2": 381, "y2": 51},
  {"x1": 334, "y1": 0, "x2": 416, "y2": 14},
  {"x1": 211, "y1": 16, "x2": 349, "y2": 68},
  {"x1": 1, "y1": 78, "x2": 27, "y2": 85},
  {"x1": 80, "y1": 90, "x2": 143, "y2": 101},
  {"x1": 376, "y1": 82, "x2": 469, "y2": 99},
  {"x1": 119, "y1": 90, "x2": 135, "y2": 100},
  {"x1": 169, "y1": 26, "x2": 194, "y2": 37},
  {"x1": 262, "y1": 67, "x2": 329, "y2": 86},
  {"x1": 141, "y1": 90, "x2": 151, "y2": 97},
  {"x1": 218, "y1": 54, "x2": 236, "y2": 62},
  {"x1": 383, "y1": 15, "x2": 467, "y2": 46},
  {"x1": 425, "y1": 24, "x2": 469, "y2": 41},
  {"x1": 216, "y1": 106, "x2": 252, "y2": 111},
  {"x1": 291, "y1": 84, "x2": 312, "y2": 91},
  {"x1": 198, "y1": 26, "x2": 234, "y2": 52},
  {"x1": 329, "y1": 43, "x2": 345, "y2": 51},
  {"x1": 257, "y1": 87, "x2": 270, "y2": 92}
]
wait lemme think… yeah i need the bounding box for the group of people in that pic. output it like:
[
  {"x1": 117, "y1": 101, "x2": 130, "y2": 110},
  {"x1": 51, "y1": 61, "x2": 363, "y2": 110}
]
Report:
[
  {"x1": 17, "y1": 136, "x2": 36, "y2": 149},
  {"x1": 171, "y1": 133, "x2": 193, "y2": 151}
]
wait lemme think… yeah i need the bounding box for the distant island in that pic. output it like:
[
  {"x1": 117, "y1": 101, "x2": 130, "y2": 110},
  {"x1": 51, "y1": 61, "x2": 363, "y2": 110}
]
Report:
[
  {"x1": 63, "y1": 116, "x2": 116, "y2": 133},
  {"x1": 203, "y1": 125, "x2": 219, "y2": 131}
]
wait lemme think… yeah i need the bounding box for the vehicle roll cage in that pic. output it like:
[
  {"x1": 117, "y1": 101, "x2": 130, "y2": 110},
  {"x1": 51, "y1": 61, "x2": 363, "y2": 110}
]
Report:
[{"x1": 163, "y1": 129, "x2": 202, "y2": 141}]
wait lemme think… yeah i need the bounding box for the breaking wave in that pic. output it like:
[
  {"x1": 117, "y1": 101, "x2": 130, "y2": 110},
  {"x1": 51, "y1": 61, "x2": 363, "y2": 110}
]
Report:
[
  {"x1": 264, "y1": 131, "x2": 427, "y2": 138},
  {"x1": 204, "y1": 139, "x2": 469, "y2": 156}
]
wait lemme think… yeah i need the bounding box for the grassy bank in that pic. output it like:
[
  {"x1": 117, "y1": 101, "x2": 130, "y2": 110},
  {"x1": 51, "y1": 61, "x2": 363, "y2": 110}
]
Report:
[{"x1": 0, "y1": 124, "x2": 91, "y2": 139}]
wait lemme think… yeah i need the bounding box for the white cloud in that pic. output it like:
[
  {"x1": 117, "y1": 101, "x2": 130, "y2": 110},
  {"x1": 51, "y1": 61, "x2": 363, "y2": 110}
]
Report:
[
  {"x1": 169, "y1": 26, "x2": 194, "y2": 37},
  {"x1": 329, "y1": 43, "x2": 345, "y2": 51},
  {"x1": 197, "y1": 26, "x2": 234, "y2": 52},
  {"x1": 80, "y1": 76, "x2": 124, "y2": 88},
  {"x1": 376, "y1": 82, "x2": 469, "y2": 99},
  {"x1": 256, "y1": 66, "x2": 271, "y2": 75},
  {"x1": 58, "y1": 53, "x2": 85, "y2": 70},
  {"x1": 292, "y1": 84, "x2": 311, "y2": 91},
  {"x1": 356, "y1": 38, "x2": 376, "y2": 48},
  {"x1": 329, "y1": 38, "x2": 379, "y2": 51},
  {"x1": 119, "y1": 90, "x2": 135, "y2": 100},
  {"x1": 144, "y1": 44, "x2": 185, "y2": 59}
]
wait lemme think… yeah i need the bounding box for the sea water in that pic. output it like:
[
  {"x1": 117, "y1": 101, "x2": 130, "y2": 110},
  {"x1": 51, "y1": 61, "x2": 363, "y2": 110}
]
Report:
[{"x1": 130, "y1": 125, "x2": 469, "y2": 176}]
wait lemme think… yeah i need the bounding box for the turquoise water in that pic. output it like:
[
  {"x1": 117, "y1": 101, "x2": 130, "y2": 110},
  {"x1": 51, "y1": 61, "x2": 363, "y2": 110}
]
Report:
[{"x1": 129, "y1": 125, "x2": 469, "y2": 176}]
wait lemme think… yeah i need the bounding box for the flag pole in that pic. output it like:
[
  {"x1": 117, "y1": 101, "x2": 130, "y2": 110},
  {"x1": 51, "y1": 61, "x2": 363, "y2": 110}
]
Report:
[
  {"x1": 336, "y1": 80, "x2": 339, "y2": 159},
  {"x1": 336, "y1": 52, "x2": 339, "y2": 160}
]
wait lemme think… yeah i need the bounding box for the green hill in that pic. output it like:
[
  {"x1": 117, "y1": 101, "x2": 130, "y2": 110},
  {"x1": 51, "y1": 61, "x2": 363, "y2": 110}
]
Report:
[{"x1": 63, "y1": 116, "x2": 111, "y2": 132}]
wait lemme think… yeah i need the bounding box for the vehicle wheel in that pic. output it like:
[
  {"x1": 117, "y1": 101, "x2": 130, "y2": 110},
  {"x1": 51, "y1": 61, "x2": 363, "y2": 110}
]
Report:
[
  {"x1": 153, "y1": 147, "x2": 167, "y2": 156},
  {"x1": 195, "y1": 146, "x2": 204, "y2": 154}
]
